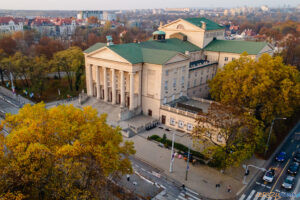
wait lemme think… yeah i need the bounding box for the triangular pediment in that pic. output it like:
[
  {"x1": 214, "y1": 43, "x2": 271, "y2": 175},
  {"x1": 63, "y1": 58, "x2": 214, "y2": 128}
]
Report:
[
  {"x1": 87, "y1": 47, "x2": 131, "y2": 64},
  {"x1": 159, "y1": 18, "x2": 204, "y2": 32},
  {"x1": 165, "y1": 53, "x2": 189, "y2": 64}
]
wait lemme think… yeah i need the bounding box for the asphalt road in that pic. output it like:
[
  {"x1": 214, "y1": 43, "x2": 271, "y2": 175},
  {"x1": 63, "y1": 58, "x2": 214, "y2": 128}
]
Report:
[
  {"x1": 239, "y1": 122, "x2": 300, "y2": 200},
  {"x1": 130, "y1": 156, "x2": 202, "y2": 200}
]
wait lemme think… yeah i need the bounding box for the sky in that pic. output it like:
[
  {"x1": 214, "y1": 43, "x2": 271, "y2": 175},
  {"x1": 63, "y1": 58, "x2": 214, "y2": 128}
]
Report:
[{"x1": 0, "y1": 0, "x2": 299, "y2": 10}]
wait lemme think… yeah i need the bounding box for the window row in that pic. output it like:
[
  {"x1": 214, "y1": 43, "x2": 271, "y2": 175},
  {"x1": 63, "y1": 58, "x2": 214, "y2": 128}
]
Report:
[{"x1": 170, "y1": 118, "x2": 193, "y2": 131}]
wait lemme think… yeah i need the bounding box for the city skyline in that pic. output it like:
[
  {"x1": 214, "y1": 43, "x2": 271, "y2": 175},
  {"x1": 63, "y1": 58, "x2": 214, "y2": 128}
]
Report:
[{"x1": 0, "y1": 0, "x2": 299, "y2": 10}]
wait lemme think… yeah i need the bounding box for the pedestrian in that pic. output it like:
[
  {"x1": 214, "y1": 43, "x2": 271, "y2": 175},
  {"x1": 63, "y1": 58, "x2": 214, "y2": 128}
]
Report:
[
  {"x1": 227, "y1": 185, "x2": 231, "y2": 193},
  {"x1": 126, "y1": 174, "x2": 130, "y2": 182}
]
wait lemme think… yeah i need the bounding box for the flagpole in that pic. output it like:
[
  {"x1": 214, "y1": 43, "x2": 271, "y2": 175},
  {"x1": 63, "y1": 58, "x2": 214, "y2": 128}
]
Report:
[{"x1": 169, "y1": 132, "x2": 175, "y2": 173}]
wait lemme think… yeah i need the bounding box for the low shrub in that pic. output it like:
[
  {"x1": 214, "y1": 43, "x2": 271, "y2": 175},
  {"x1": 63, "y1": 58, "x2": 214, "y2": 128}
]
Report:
[{"x1": 148, "y1": 134, "x2": 207, "y2": 161}]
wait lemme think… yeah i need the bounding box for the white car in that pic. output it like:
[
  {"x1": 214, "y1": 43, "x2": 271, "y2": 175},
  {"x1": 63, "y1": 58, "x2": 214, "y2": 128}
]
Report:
[{"x1": 263, "y1": 169, "x2": 275, "y2": 183}]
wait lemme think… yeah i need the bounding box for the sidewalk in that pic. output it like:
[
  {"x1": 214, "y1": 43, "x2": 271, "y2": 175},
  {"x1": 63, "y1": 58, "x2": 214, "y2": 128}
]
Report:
[{"x1": 125, "y1": 135, "x2": 243, "y2": 199}]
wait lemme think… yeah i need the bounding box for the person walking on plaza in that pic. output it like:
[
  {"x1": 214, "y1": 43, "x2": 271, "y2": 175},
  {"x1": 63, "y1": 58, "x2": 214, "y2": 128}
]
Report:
[{"x1": 227, "y1": 185, "x2": 232, "y2": 193}]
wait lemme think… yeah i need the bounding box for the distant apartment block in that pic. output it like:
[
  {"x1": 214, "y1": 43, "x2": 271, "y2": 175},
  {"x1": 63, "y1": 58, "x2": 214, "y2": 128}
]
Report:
[
  {"x1": 77, "y1": 11, "x2": 103, "y2": 20},
  {"x1": 0, "y1": 17, "x2": 25, "y2": 33}
]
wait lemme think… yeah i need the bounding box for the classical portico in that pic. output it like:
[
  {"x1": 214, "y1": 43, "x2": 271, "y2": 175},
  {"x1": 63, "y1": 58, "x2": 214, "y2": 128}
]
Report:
[{"x1": 86, "y1": 62, "x2": 142, "y2": 111}]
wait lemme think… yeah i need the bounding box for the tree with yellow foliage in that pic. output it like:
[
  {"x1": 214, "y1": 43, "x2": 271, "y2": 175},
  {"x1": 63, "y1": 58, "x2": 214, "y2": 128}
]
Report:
[
  {"x1": 0, "y1": 103, "x2": 135, "y2": 199},
  {"x1": 209, "y1": 53, "x2": 300, "y2": 125}
]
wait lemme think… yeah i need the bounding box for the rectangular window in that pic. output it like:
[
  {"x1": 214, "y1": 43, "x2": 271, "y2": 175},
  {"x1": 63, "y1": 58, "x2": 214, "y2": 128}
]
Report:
[
  {"x1": 194, "y1": 79, "x2": 196, "y2": 87},
  {"x1": 232, "y1": 58, "x2": 235, "y2": 61},
  {"x1": 187, "y1": 123, "x2": 193, "y2": 131},
  {"x1": 165, "y1": 70, "x2": 169, "y2": 76},
  {"x1": 181, "y1": 76, "x2": 184, "y2": 85},
  {"x1": 195, "y1": 72, "x2": 197, "y2": 77},
  {"x1": 178, "y1": 120, "x2": 184, "y2": 128},
  {"x1": 224, "y1": 57, "x2": 228, "y2": 61},
  {"x1": 173, "y1": 78, "x2": 176, "y2": 88},
  {"x1": 164, "y1": 80, "x2": 168, "y2": 90},
  {"x1": 170, "y1": 118, "x2": 175, "y2": 126}
]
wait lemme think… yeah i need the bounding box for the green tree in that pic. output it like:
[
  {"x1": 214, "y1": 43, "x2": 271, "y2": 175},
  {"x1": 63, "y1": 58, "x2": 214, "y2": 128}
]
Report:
[
  {"x1": 0, "y1": 49, "x2": 7, "y2": 84},
  {"x1": 193, "y1": 103, "x2": 264, "y2": 169},
  {"x1": 52, "y1": 47, "x2": 84, "y2": 91},
  {"x1": 0, "y1": 103, "x2": 135, "y2": 199},
  {"x1": 209, "y1": 53, "x2": 300, "y2": 125}
]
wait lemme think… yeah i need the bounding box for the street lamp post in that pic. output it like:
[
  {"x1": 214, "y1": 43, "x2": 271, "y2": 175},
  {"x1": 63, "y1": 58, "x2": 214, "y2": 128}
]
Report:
[
  {"x1": 264, "y1": 117, "x2": 287, "y2": 157},
  {"x1": 169, "y1": 132, "x2": 175, "y2": 173},
  {"x1": 185, "y1": 142, "x2": 191, "y2": 181}
]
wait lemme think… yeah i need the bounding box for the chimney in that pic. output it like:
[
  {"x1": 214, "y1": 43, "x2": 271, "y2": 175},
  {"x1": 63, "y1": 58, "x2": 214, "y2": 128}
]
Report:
[
  {"x1": 185, "y1": 51, "x2": 190, "y2": 56},
  {"x1": 106, "y1": 35, "x2": 114, "y2": 46},
  {"x1": 201, "y1": 21, "x2": 206, "y2": 30}
]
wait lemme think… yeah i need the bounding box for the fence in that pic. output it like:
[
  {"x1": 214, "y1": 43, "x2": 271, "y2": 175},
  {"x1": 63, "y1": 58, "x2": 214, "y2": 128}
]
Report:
[{"x1": 0, "y1": 86, "x2": 34, "y2": 107}]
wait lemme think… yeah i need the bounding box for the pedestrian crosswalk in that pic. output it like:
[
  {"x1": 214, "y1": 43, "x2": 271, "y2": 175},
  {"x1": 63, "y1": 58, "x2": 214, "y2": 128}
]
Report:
[
  {"x1": 239, "y1": 190, "x2": 279, "y2": 200},
  {"x1": 176, "y1": 188, "x2": 202, "y2": 200}
]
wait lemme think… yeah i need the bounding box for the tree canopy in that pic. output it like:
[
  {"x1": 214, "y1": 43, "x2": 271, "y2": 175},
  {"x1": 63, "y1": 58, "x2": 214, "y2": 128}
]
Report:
[
  {"x1": 209, "y1": 53, "x2": 300, "y2": 125},
  {"x1": 193, "y1": 103, "x2": 264, "y2": 169},
  {"x1": 0, "y1": 103, "x2": 135, "y2": 199}
]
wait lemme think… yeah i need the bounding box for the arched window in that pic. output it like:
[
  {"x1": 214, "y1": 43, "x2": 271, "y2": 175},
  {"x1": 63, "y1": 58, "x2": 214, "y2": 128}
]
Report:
[{"x1": 176, "y1": 24, "x2": 185, "y2": 29}]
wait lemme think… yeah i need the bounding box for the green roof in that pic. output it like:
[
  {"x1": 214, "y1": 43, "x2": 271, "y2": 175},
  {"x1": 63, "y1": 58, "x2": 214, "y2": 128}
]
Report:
[
  {"x1": 140, "y1": 38, "x2": 201, "y2": 53},
  {"x1": 84, "y1": 43, "x2": 106, "y2": 53},
  {"x1": 184, "y1": 17, "x2": 224, "y2": 30},
  {"x1": 204, "y1": 40, "x2": 268, "y2": 55},
  {"x1": 152, "y1": 30, "x2": 166, "y2": 35},
  {"x1": 84, "y1": 38, "x2": 201, "y2": 64}
]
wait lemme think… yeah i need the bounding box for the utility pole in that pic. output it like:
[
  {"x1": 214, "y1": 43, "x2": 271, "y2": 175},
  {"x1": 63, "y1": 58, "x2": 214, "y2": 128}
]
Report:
[
  {"x1": 264, "y1": 117, "x2": 286, "y2": 157},
  {"x1": 185, "y1": 142, "x2": 191, "y2": 181},
  {"x1": 169, "y1": 132, "x2": 175, "y2": 173}
]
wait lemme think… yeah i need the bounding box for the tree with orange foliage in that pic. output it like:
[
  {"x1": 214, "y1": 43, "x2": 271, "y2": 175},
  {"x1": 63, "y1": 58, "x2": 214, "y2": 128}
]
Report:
[{"x1": 0, "y1": 103, "x2": 135, "y2": 199}]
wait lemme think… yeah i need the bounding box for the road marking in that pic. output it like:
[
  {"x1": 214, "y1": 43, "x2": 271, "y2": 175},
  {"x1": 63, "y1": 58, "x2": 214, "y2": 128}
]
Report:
[
  {"x1": 178, "y1": 194, "x2": 186, "y2": 200},
  {"x1": 239, "y1": 194, "x2": 246, "y2": 200},
  {"x1": 186, "y1": 191, "x2": 201, "y2": 200},
  {"x1": 253, "y1": 193, "x2": 260, "y2": 200},
  {"x1": 246, "y1": 190, "x2": 256, "y2": 200},
  {"x1": 260, "y1": 195, "x2": 266, "y2": 200},
  {"x1": 256, "y1": 181, "x2": 261, "y2": 185},
  {"x1": 271, "y1": 158, "x2": 290, "y2": 192},
  {"x1": 291, "y1": 139, "x2": 294, "y2": 143},
  {"x1": 297, "y1": 145, "x2": 299, "y2": 148},
  {"x1": 186, "y1": 188, "x2": 199, "y2": 196},
  {"x1": 292, "y1": 152, "x2": 295, "y2": 156},
  {"x1": 266, "y1": 186, "x2": 271, "y2": 189}
]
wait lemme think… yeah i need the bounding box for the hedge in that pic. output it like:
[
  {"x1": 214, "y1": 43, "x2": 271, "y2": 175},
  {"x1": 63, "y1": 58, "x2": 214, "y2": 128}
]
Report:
[{"x1": 148, "y1": 134, "x2": 207, "y2": 161}]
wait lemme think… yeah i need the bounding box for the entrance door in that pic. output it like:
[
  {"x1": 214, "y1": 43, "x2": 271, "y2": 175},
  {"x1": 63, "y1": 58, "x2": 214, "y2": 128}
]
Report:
[
  {"x1": 161, "y1": 115, "x2": 166, "y2": 124},
  {"x1": 148, "y1": 109, "x2": 152, "y2": 116},
  {"x1": 118, "y1": 94, "x2": 121, "y2": 104}
]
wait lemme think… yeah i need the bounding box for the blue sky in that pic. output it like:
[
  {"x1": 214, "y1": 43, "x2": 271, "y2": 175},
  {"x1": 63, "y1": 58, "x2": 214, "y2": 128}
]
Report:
[{"x1": 1, "y1": 0, "x2": 299, "y2": 10}]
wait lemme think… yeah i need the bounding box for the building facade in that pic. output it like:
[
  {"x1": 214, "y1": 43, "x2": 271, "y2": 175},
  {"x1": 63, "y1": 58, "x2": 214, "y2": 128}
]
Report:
[{"x1": 84, "y1": 17, "x2": 273, "y2": 144}]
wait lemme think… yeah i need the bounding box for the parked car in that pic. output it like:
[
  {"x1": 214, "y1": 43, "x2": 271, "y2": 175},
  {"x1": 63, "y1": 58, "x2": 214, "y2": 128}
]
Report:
[
  {"x1": 275, "y1": 151, "x2": 287, "y2": 162},
  {"x1": 287, "y1": 162, "x2": 299, "y2": 175},
  {"x1": 282, "y1": 176, "x2": 295, "y2": 190},
  {"x1": 263, "y1": 169, "x2": 275, "y2": 183},
  {"x1": 294, "y1": 150, "x2": 300, "y2": 163}
]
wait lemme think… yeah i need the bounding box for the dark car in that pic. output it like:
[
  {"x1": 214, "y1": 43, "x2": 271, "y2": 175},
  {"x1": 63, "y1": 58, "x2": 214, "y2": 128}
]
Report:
[
  {"x1": 282, "y1": 176, "x2": 295, "y2": 190},
  {"x1": 276, "y1": 151, "x2": 287, "y2": 162},
  {"x1": 288, "y1": 162, "x2": 299, "y2": 175},
  {"x1": 294, "y1": 151, "x2": 300, "y2": 163}
]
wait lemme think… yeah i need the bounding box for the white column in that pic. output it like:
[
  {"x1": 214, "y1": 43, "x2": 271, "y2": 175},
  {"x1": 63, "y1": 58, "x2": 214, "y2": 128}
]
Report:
[
  {"x1": 129, "y1": 72, "x2": 135, "y2": 111},
  {"x1": 111, "y1": 69, "x2": 116, "y2": 104},
  {"x1": 120, "y1": 71, "x2": 125, "y2": 107},
  {"x1": 103, "y1": 67, "x2": 108, "y2": 102},
  {"x1": 138, "y1": 70, "x2": 142, "y2": 107},
  {"x1": 88, "y1": 64, "x2": 93, "y2": 96},
  {"x1": 96, "y1": 66, "x2": 100, "y2": 99}
]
